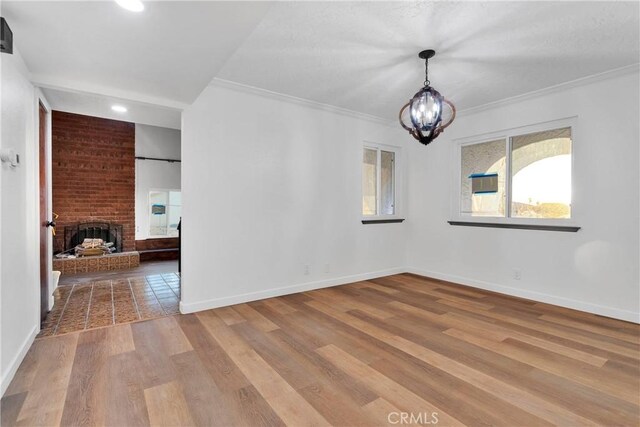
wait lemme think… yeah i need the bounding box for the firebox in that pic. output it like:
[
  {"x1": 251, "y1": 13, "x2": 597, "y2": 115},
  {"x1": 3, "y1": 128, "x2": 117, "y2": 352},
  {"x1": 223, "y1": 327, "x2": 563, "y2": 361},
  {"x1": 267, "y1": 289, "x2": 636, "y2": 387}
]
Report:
[{"x1": 63, "y1": 222, "x2": 123, "y2": 254}]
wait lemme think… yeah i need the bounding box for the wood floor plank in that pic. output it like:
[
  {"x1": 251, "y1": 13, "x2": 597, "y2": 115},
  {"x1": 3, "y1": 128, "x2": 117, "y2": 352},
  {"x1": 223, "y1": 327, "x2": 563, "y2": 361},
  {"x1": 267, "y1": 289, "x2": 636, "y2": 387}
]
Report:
[
  {"x1": 176, "y1": 313, "x2": 251, "y2": 392},
  {"x1": 261, "y1": 297, "x2": 297, "y2": 315},
  {"x1": 467, "y1": 302, "x2": 639, "y2": 358},
  {"x1": 441, "y1": 311, "x2": 609, "y2": 367},
  {"x1": 444, "y1": 328, "x2": 638, "y2": 405},
  {"x1": 362, "y1": 398, "x2": 400, "y2": 426},
  {"x1": 538, "y1": 313, "x2": 640, "y2": 344},
  {"x1": 359, "y1": 280, "x2": 400, "y2": 295},
  {"x1": 1, "y1": 392, "x2": 27, "y2": 427},
  {"x1": 197, "y1": 311, "x2": 329, "y2": 426},
  {"x1": 216, "y1": 306, "x2": 247, "y2": 326},
  {"x1": 130, "y1": 319, "x2": 180, "y2": 389},
  {"x1": 385, "y1": 276, "x2": 496, "y2": 310},
  {"x1": 315, "y1": 287, "x2": 396, "y2": 319},
  {"x1": 3, "y1": 344, "x2": 40, "y2": 397},
  {"x1": 316, "y1": 344, "x2": 464, "y2": 427},
  {"x1": 15, "y1": 333, "x2": 79, "y2": 427},
  {"x1": 153, "y1": 315, "x2": 193, "y2": 355},
  {"x1": 267, "y1": 327, "x2": 378, "y2": 407},
  {"x1": 106, "y1": 323, "x2": 135, "y2": 355},
  {"x1": 4, "y1": 273, "x2": 638, "y2": 427},
  {"x1": 144, "y1": 381, "x2": 195, "y2": 427},
  {"x1": 305, "y1": 305, "x2": 549, "y2": 426},
  {"x1": 364, "y1": 309, "x2": 637, "y2": 425},
  {"x1": 198, "y1": 312, "x2": 306, "y2": 424},
  {"x1": 171, "y1": 350, "x2": 235, "y2": 427},
  {"x1": 59, "y1": 329, "x2": 109, "y2": 427},
  {"x1": 232, "y1": 303, "x2": 280, "y2": 332},
  {"x1": 385, "y1": 334, "x2": 599, "y2": 426},
  {"x1": 308, "y1": 298, "x2": 600, "y2": 426},
  {"x1": 105, "y1": 350, "x2": 151, "y2": 427}
]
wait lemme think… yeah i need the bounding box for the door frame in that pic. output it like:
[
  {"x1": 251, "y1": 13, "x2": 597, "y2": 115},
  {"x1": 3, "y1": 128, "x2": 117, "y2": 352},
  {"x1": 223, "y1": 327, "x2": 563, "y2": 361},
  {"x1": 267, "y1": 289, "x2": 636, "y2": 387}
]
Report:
[{"x1": 34, "y1": 89, "x2": 54, "y2": 316}]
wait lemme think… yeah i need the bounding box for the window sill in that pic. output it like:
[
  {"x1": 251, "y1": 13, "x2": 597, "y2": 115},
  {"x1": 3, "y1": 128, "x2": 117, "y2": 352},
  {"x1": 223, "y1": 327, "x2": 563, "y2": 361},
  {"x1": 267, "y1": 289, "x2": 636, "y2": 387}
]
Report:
[
  {"x1": 448, "y1": 221, "x2": 580, "y2": 232},
  {"x1": 362, "y1": 218, "x2": 405, "y2": 224}
]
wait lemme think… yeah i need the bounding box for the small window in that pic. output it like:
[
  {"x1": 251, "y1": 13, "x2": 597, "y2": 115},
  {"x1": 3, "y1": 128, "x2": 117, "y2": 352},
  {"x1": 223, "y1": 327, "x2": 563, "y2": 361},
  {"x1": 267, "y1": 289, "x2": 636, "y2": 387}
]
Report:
[
  {"x1": 362, "y1": 144, "x2": 399, "y2": 218},
  {"x1": 149, "y1": 190, "x2": 181, "y2": 237},
  {"x1": 458, "y1": 123, "x2": 573, "y2": 221}
]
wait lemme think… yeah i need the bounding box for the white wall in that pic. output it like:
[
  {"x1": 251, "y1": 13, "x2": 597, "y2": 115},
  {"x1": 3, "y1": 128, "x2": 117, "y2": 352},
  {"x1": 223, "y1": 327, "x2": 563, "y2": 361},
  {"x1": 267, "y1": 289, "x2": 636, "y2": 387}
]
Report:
[
  {"x1": 405, "y1": 69, "x2": 640, "y2": 322},
  {"x1": 181, "y1": 83, "x2": 408, "y2": 312},
  {"x1": 0, "y1": 49, "x2": 40, "y2": 394},
  {"x1": 135, "y1": 124, "x2": 181, "y2": 240}
]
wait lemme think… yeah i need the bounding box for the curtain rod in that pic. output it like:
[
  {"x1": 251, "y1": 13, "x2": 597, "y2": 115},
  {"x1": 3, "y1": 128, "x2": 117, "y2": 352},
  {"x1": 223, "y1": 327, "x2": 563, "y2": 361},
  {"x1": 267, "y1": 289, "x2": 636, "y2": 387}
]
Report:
[{"x1": 135, "y1": 156, "x2": 181, "y2": 163}]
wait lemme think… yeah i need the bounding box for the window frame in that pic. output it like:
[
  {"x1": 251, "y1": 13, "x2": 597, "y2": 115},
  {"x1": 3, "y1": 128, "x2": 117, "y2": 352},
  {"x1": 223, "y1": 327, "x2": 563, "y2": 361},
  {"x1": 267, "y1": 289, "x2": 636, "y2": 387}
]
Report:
[
  {"x1": 362, "y1": 142, "x2": 403, "y2": 222},
  {"x1": 148, "y1": 188, "x2": 182, "y2": 239},
  {"x1": 451, "y1": 117, "x2": 578, "y2": 228}
]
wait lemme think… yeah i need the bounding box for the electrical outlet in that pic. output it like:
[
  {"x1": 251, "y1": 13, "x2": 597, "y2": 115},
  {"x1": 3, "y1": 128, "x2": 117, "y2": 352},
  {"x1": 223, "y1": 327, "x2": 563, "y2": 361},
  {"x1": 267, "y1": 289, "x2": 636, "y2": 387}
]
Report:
[
  {"x1": 513, "y1": 268, "x2": 522, "y2": 280},
  {"x1": 304, "y1": 264, "x2": 310, "y2": 275}
]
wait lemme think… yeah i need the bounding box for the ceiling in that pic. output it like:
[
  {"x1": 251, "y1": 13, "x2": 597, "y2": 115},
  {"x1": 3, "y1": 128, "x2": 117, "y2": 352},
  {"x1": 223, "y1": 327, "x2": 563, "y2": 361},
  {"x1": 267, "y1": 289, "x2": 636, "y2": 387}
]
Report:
[
  {"x1": 3, "y1": 1, "x2": 639, "y2": 123},
  {"x1": 40, "y1": 87, "x2": 182, "y2": 129},
  {"x1": 2, "y1": 1, "x2": 273, "y2": 108}
]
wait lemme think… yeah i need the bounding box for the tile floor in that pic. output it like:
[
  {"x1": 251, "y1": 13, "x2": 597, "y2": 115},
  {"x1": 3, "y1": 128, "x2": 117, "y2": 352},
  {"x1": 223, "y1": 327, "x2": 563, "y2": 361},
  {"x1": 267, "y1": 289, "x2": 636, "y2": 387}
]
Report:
[{"x1": 39, "y1": 272, "x2": 180, "y2": 337}]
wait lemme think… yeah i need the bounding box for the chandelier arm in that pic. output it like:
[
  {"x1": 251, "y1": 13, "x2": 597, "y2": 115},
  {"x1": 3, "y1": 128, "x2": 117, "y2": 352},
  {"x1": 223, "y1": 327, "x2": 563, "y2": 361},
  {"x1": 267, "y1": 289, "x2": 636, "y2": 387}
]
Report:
[
  {"x1": 398, "y1": 102, "x2": 414, "y2": 132},
  {"x1": 439, "y1": 98, "x2": 457, "y2": 131}
]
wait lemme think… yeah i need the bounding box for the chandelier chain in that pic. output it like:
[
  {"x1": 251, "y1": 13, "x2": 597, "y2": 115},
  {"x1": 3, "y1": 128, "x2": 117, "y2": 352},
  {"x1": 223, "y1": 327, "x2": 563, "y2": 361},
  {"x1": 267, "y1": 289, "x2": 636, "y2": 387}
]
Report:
[{"x1": 424, "y1": 58, "x2": 430, "y2": 87}]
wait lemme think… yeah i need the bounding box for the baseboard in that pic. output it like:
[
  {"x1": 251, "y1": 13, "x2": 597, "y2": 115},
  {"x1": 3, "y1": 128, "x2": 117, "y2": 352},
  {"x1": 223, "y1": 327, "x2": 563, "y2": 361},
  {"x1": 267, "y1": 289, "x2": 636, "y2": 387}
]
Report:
[
  {"x1": 1, "y1": 324, "x2": 38, "y2": 396},
  {"x1": 179, "y1": 267, "x2": 406, "y2": 314},
  {"x1": 181, "y1": 265, "x2": 639, "y2": 323},
  {"x1": 406, "y1": 267, "x2": 640, "y2": 324}
]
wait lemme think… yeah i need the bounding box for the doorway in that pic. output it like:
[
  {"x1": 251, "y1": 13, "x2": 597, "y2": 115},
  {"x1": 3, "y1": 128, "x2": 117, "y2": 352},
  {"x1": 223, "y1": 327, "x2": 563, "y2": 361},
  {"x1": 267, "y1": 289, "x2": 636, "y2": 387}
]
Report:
[{"x1": 38, "y1": 101, "x2": 51, "y2": 323}]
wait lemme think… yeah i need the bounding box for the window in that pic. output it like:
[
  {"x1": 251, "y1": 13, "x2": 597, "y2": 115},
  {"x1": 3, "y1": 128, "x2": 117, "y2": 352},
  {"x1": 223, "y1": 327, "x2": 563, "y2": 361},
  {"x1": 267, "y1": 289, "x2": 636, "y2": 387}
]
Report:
[
  {"x1": 457, "y1": 121, "x2": 573, "y2": 223},
  {"x1": 149, "y1": 190, "x2": 181, "y2": 237},
  {"x1": 362, "y1": 144, "x2": 401, "y2": 219}
]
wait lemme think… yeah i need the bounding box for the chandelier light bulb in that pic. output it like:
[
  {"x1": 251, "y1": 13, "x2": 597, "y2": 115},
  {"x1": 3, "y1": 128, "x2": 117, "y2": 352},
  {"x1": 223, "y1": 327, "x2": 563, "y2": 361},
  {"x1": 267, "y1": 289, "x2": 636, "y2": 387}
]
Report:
[{"x1": 399, "y1": 50, "x2": 456, "y2": 146}]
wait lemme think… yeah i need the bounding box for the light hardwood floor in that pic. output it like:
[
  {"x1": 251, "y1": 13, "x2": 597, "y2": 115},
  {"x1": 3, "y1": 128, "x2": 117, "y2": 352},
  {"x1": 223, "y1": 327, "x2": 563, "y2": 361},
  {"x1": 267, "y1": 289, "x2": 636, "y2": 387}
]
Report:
[{"x1": 2, "y1": 274, "x2": 639, "y2": 426}]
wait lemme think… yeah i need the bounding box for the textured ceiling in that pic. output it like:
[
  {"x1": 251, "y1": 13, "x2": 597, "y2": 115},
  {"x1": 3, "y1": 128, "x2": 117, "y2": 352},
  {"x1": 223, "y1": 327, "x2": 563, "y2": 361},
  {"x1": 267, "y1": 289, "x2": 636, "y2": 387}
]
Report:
[
  {"x1": 3, "y1": 1, "x2": 639, "y2": 121},
  {"x1": 218, "y1": 1, "x2": 640, "y2": 119}
]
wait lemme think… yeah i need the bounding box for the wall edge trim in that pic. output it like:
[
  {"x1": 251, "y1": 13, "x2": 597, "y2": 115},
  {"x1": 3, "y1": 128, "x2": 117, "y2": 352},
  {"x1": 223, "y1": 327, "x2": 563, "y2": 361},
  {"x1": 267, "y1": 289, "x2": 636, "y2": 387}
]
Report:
[
  {"x1": 457, "y1": 63, "x2": 640, "y2": 117},
  {"x1": 406, "y1": 267, "x2": 640, "y2": 324},
  {"x1": 209, "y1": 78, "x2": 392, "y2": 125},
  {"x1": 1, "y1": 324, "x2": 38, "y2": 397},
  {"x1": 179, "y1": 266, "x2": 406, "y2": 314}
]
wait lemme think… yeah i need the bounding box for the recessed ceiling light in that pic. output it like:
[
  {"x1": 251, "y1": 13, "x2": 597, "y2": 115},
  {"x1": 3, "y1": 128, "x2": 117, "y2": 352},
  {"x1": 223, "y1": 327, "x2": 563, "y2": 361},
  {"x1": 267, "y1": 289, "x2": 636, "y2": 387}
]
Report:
[
  {"x1": 115, "y1": 0, "x2": 144, "y2": 12},
  {"x1": 111, "y1": 105, "x2": 127, "y2": 113}
]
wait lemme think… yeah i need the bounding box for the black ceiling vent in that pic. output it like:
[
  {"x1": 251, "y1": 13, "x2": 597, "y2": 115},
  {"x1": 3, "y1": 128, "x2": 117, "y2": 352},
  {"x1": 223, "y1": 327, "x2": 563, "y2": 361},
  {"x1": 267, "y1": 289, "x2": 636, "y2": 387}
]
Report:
[{"x1": 1, "y1": 18, "x2": 13, "y2": 54}]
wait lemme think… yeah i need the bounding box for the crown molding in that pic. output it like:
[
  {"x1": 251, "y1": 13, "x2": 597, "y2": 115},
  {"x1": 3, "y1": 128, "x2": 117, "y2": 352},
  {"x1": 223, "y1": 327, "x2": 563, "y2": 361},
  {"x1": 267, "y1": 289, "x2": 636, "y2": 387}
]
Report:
[
  {"x1": 457, "y1": 63, "x2": 640, "y2": 117},
  {"x1": 210, "y1": 78, "x2": 392, "y2": 126}
]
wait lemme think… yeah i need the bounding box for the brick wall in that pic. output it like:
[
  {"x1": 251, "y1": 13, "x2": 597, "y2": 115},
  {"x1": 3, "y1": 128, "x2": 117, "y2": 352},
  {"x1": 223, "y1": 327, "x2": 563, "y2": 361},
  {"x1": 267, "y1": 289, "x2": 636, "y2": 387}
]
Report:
[{"x1": 52, "y1": 111, "x2": 135, "y2": 253}]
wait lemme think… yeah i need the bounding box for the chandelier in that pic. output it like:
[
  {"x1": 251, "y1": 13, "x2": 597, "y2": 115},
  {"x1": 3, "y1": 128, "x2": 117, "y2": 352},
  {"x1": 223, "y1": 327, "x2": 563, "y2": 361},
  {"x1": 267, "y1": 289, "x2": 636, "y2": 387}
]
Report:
[{"x1": 399, "y1": 50, "x2": 456, "y2": 145}]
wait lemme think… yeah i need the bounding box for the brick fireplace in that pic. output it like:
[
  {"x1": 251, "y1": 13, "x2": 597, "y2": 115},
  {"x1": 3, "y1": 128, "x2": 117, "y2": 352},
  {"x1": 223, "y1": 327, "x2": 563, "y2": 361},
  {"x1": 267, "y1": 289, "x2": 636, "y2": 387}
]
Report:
[{"x1": 52, "y1": 111, "x2": 135, "y2": 253}]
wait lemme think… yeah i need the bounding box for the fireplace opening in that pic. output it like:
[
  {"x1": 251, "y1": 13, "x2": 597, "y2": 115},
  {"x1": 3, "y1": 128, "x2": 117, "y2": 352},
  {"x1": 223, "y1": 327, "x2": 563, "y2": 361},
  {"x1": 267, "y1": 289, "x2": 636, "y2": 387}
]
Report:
[{"x1": 62, "y1": 222, "x2": 123, "y2": 254}]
